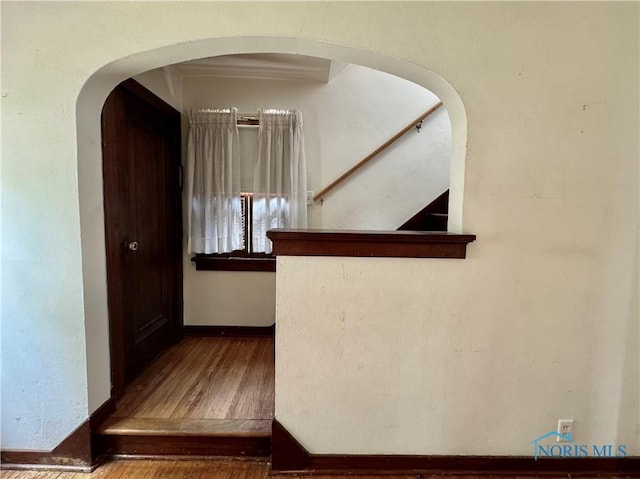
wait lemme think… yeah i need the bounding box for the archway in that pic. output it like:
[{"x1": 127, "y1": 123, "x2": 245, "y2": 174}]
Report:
[{"x1": 76, "y1": 36, "x2": 467, "y2": 413}]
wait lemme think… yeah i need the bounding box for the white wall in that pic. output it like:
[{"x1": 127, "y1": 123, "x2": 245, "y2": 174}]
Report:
[
  {"x1": 134, "y1": 68, "x2": 183, "y2": 111},
  {"x1": 1, "y1": 2, "x2": 637, "y2": 457},
  {"x1": 180, "y1": 66, "x2": 450, "y2": 326},
  {"x1": 184, "y1": 271, "x2": 276, "y2": 327}
]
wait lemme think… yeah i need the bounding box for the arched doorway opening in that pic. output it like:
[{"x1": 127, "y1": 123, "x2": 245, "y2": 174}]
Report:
[{"x1": 76, "y1": 36, "x2": 467, "y2": 430}]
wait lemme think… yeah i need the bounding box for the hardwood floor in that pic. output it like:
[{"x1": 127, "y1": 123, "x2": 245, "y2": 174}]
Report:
[
  {"x1": 94, "y1": 336, "x2": 274, "y2": 457},
  {"x1": 3, "y1": 459, "x2": 638, "y2": 479},
  {"x1": 112, "y1": 336, "x2": 274, "y2": 420}
]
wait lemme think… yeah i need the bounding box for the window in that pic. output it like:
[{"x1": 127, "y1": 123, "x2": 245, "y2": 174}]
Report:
[
  {"x1": 192, "y1": 193, "x2": 276, "y2": 272},
  {"x1": 188, "y1": 108, "x2": 307, "y2": 271}
]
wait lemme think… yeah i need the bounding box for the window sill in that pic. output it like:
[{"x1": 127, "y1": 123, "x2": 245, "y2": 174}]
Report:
[
  {"x1": 192, "y1": 255, "x2": 276, "y2": 272},
  {"x1": 266, "y1": 229, "x2": 476, "y2": 259}
]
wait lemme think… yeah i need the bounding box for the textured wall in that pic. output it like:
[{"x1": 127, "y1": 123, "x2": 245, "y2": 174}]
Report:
[{"x1": 1, "y1": 2, "x2": 637, "y2": 456}]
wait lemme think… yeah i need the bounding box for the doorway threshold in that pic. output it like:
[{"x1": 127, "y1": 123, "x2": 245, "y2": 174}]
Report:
[{"x1": 95, "y1": 417, "x2": 271, "y2": 457}]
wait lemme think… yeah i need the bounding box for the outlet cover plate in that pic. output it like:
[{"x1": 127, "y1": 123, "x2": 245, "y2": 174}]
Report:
[{"x1": 557, "y1": 419, "x2": 574, "y2": 442}]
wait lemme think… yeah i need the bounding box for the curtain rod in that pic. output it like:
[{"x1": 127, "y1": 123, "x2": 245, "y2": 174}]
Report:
[
  {"x1": 192, "y1": 109, "x2": 300, "y2": 125},
  {"x1": 190, "y1": 109, "x2": 259, "y2": 125},
  {"x1": 237, "y1": 116, "x2": 259, "y2": 125}
]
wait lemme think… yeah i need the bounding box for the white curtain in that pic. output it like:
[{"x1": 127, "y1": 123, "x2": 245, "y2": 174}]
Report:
[
  {"x1": 252, "y1": 109, "x2": 307, "y2": 253},
  {"x1": 187, "y1": 108, "x2": 243, "y2": 254}
]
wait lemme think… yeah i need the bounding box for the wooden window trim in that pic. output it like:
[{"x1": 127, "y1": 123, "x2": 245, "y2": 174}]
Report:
[{"x1": 192, "y1": 254, "x2": 276, "y2": 272}]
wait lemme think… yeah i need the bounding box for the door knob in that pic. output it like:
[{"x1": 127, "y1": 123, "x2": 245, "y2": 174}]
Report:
[{"x1": 128, "y1": 241, "x2": 139, "y2": 251}]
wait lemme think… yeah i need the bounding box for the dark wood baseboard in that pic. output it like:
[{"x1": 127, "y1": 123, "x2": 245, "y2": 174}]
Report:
[
  {"x1": 90, "y1": 397, "x2": 117, "y2": 431},
  {"x1": 183, "y1": 324, "x2": 275, "y2": 337},
  {"x1": 271, "y1": 420, "x2": 640, "y2": 475},
  {"x1": 272, "y1": 419, "x2": 310, "y2": 472},
  {"x1": 0, "y1": 451, "x2": 93, "y2": 472},
  {"x1": 1, "y1": 422, "x2": 92, "y2": 470},
  {"x1": 1, "y1": 397, "x2": 116, "y2": 471},
  {"x1": 51, "y1": 421, "x2": 92, "y2": 465},
  {"x1": 90, "y1": 397, "x2": 117, "y2": 460}
]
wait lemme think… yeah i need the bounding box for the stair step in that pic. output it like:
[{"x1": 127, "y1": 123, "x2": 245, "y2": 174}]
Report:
[
  {"x1": 96, "y1": 418, "x2": 271, "y2": 457},
  {"x1": 99, "y1": 417, "x2": 271, "y2": 437},
  {"x1": 398, "y1": 189, "x2": 449, "y2": 231},
  {"x1": 420, "y1": 213, "x2": 448, "y2": 231}
]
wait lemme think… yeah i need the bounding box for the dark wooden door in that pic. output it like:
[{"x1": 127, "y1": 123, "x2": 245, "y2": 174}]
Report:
[{"x1": 102, "y1": 80, "x2": 183, "y2": 397}]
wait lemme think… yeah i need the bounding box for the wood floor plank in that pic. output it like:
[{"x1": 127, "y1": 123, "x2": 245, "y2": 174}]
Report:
[
  {"x1": 203, "y1": 339, "x2": 260, "y2": 419},
  {"x1": 130, "y1": 338, "x2": 226, "y2": 418},
  {"x1": 113, "y1": 338, "x2": 202, "y2": 417},
  {"x1": 4, "y1": 459, "x2": 638, "y2": 479},
  {"x1": 110, "y1": 337, "x2": 274, "y2": 421},
  {"x1": 256, "y1": 338, "x2": 275, "y2": 419},
  {"x1": 226, "y1": 339, "x2": 274, "y2": 419},
  {"x1": 128, "y1": 337, "x2": 214, "y2": 416},
  {"x1": 168, "y1": 339, "x2": 243, "y2": 419}
]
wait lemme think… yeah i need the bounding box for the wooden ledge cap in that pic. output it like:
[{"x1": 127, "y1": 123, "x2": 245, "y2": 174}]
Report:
[{"x1": 266, "y1": 229, "x2": 476, "y2": 259}]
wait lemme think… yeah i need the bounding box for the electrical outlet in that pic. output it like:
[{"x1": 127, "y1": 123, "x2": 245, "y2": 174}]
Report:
[
  {"x1": 306, "y1": 191, "x2": 314, "y2": 205},
  {"x1": 557, "y1": 419, "x2": 574, "y2": 442}
]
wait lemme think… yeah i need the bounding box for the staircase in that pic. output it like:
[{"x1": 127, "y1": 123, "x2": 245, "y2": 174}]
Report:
[{"x1": 397, "y1": 189, "x2": 449, "y2": 231}]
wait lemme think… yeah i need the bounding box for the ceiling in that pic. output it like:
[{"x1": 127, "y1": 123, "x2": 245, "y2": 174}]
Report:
[{"x1": 170, "y1": 53, "x2": 348, "y2": 83}]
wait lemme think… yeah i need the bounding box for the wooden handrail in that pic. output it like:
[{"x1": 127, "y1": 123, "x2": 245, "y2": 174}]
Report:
[{"x1": 313, "y1": 101, "x2": 443, "y2": 202}]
